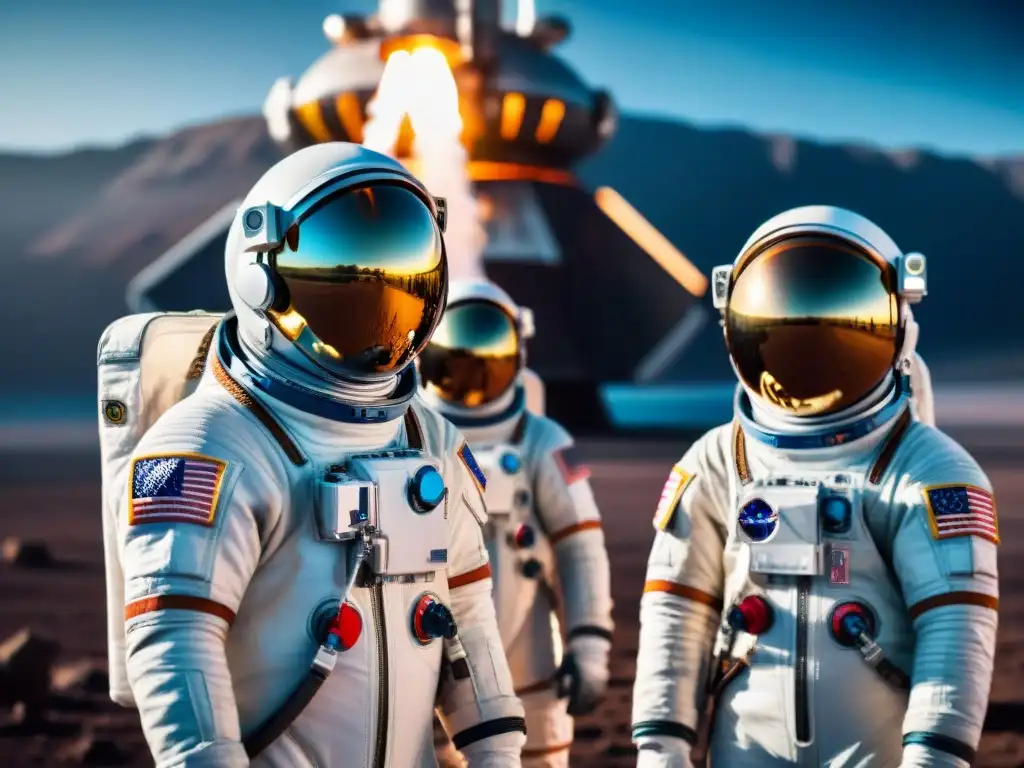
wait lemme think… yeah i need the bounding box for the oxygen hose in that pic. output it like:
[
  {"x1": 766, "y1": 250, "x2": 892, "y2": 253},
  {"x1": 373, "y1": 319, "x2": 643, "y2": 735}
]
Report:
[
  {"x1": 840, "y1": 612, "x2": 911, "y2": 691},
  {"x1": 243, "y1": 529, "x2": 376, "y2": 757}
]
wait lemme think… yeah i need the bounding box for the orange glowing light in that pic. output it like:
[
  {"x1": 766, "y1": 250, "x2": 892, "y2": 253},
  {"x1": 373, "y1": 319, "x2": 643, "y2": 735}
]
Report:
[
  {"x1": 401, "y1": 160, "x2": 575, "y2": 186},
  {"x1": 334, "y1": 92, "x2": 364, "y2": 143},
  {"x1": 594, "y1": 187, "x2": 708, "y2": 297},
  {"x1": 535, "y1": 99, "x2": 565, "y2": 144},
  {"x1": 293, "y1": 101, "x2": 332, "y2": 144},
  {"x1": 500, "y1": 93, "x2": 527, "y2": 141}
]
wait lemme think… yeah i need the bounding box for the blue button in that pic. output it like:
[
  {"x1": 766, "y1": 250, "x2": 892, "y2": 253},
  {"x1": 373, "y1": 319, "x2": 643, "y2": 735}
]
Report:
[
  {"x1": 738, "y1": 498, "x2": 778, "y2": 543},
  {"x1": 499, "y1": 452, "x2": 522, "y2": 475},
  {"x1": 410, "y1": 466, "x2": 446, "y2": 513},
  {"x1": 820, "y1": 497, "x2": 852, "y2": 534}
]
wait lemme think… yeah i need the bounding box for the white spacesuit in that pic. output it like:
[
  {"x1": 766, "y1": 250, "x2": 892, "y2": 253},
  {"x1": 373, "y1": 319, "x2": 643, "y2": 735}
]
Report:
[
  {"x1": 419, "y1": 280, "x2": 614, "y2": 767},
  {"x1": 632, "y1": 206, "x2": 998, "y2": 768},
  {"x1": 100, "y1": 144, "x2": 526, "y2": 767}
]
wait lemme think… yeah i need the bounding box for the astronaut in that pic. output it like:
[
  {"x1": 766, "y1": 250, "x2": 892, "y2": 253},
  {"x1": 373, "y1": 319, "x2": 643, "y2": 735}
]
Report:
[
  {"x1": 419, "y1": 279, "x2": 614, "y2": 767},
  {"x1": 631, "y1": 206, "x2": 998, "y2": 768},
  {"x1": 110, "y1": 143, "x2": 526, "y2": 767}
]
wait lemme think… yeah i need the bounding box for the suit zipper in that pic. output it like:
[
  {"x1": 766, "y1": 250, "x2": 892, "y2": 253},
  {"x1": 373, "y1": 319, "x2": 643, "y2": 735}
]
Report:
[
  {"x1": 371, "y1": 579, "x2": 389, "y2": 768},
  {"x1": 795, "y1": 576, "x2": 810, "y2": 743}
]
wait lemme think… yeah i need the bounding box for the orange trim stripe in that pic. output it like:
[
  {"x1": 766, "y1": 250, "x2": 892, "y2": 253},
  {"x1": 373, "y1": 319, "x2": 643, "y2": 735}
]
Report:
[
  {"x1": 908, "y1": 591, "x2": 998, "y2": 621},
  {"x1": 643, "y1": 579, "x2": 724, "y2": 611},
  {"x1": 125, "y1": 595, "x2": 236, "y2": 626},
  {"x1": 448, "y1": 563, "x2": 492, "y2": 590},
  {"x1": 549, "y1": 519, "x2": 601, "y2": 545},
  {"x1": 522, "y1": 741, "x2": 573, "y2": 757}
]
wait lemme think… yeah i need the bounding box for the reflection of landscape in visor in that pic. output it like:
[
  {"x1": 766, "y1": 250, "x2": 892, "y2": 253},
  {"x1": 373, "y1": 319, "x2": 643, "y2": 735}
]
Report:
[
  {"x1": 420, "y1": 300, "x2": 521, "y2": 408},
  {"x1": 725, "y1": 236, "x2": 900, "y2": 416},
  {"x1": 269, "y1": 184, "x2": 446, "y2": 378}
]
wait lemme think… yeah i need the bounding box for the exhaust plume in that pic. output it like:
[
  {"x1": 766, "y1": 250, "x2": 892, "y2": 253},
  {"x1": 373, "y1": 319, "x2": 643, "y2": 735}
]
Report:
[
  {"x1": 406, "y1": 47, "x2": 487, "y2": 282},
  {"x1": 361, "y1": 50, "x2": 414, "y2": 154},
  {"x1": 361, "y1": 47, "x2": 488, "y2": 282}
]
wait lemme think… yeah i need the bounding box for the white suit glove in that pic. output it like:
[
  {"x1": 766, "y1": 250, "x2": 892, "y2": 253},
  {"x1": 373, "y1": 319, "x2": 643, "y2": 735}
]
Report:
[
  {"x1": 555, "y1": 634, "x2": 610, "y2": 716},
  {"x1": 635, "y1": 735, "x2": 694, "y2": 768}
]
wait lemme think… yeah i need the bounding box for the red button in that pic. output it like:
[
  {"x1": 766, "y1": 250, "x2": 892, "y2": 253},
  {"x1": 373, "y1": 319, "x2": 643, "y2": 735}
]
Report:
[
  {"x1": 729, "y1": 595, "x2": 773, "y2": 635},
  {"x1": 830, "y1": 601, "x2": 874, "y2": 646},
  {"x1": 328, "y1": 602, "x2": 362, "y2": 651},
  {"x1": 413, "y1": 594, "x2": 435, "y2": 645},
  {"x1": 514, "y1": 524, "x2": 536, "y2": 549}
]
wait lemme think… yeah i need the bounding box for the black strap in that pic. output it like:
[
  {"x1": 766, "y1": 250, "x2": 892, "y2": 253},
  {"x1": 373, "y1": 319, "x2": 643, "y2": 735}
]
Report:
[
  {"x1": 902, "y1": 732, "x2": 976, "y2": 764},
  {"x1": 631, "y1": 719, "x2": 698, "y2": 746},
  {"x1": 568, "y1": 625, "x2": 614, "y2": 643},
  {"x1": 874, "y1": 658, "x2": 911, "y2": 691},
  {"x1": 245, "y1": 406, "x2": 424, "y2": 758},
  {"x1": 243, "y1": 663, "x2": 329, "y2": 757},
  {"x1": 452, "y1": 716, "x2": 527, "y2": 750},
  {"x1": 405, "y1": 408, "x2": 424, "y2": 450},
  {"x1": 510, "y1": 412, "x2": 529, "y2": 445}
]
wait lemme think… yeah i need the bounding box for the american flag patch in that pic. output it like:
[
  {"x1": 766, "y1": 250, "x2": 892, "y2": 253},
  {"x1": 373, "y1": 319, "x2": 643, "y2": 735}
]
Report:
[
  {"x1": 128, "y1": 454, "x2": 226, "y2": 527},
  {"x1": 654, "y1": 463, "x2": 695, "y2": 531},
  {"x1": 923, "y1": 484, "x2": 999, "y2": 545},
  {"x1": 458, "y1": 442, "x2": 487, "y2": 493},
  {"x1": 554, "y1": 445, "x2": 591, "y2": 486}
]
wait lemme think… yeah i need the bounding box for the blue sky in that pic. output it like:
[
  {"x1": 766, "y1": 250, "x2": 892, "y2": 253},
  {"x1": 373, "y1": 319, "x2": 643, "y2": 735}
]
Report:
[{"x1": 1, "y1": 0, "x2": 1021, "y2": 156}]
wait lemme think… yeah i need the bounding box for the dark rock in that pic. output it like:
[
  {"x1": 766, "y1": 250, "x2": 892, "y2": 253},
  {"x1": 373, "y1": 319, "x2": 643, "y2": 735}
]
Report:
[
  {"x1": 574, "y1": 725, "x2": 603, "y2": 741},
  {"x1": 0, "y1": 628, "x2": 61, "y2": 716},
  {"x1": 53, "y1": 659, "x2": 109, "y2": 694},
  {"x1": 0, "y1": 538, "x2": 55, "y2": 568},
  {"x1": 606, "y1": 743, "x2": 639, "y2": 757},
  {"x1": 57, "y1": 733, "x2": 128, "y2": 765},
  {"x1": 2, "y1": 703, "x2": 81, "y2": 737}
]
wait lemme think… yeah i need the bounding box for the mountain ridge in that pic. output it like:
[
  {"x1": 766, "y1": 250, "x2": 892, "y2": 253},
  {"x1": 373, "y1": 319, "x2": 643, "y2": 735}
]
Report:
[{"x1": 2, "y1": 112, "x2": 1021, "y2": 398}]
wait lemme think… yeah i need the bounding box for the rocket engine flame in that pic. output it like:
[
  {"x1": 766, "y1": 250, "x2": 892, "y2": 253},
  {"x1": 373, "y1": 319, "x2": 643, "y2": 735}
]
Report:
[
  {"x1": 361, "y1": 47, "x2": 487, "y2": 282},
  {"x1": 361, "y1": 50, "x2": 414, "y2": 154},
  {"x1": 407, "y1": 47, "x2": 487, "y2": 281}
]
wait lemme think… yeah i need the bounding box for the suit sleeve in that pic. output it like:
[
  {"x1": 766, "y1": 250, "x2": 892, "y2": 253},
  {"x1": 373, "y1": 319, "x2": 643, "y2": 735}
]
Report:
[
  {"x1": 531, "y1": 420, "x2": 614, "y2": 642},
  {"x1": 120, "y1": 420, "x2": 283, "y2": 768},
  {"x1": 632, "y1": 434, "x2": 728, "y2": 751},
  {"x1": 892, "y1": 471, "x2": 999, "y2": 768},
  {"x1": 437, "y1": 436, "x2": 526, "y2": 763}
]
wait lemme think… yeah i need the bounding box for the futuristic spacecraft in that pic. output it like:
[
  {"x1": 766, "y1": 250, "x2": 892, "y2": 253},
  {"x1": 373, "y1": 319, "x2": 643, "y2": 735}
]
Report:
[{"x1": 128, "y1": 0, "x2": 708, "y2": 421}]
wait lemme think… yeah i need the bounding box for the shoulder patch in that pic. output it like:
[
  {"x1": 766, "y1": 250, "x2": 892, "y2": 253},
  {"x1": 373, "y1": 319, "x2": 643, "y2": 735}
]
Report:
[
  {"x1": 458, "y1": 442, "x2": 487, "y2": 493},
  {"x1": 922, "y1": 484, "x2": 999, "y2": 545},
  {"x1": 654, "y1": 463, "x2": 696, "y2": 532},
  {"x1": 553, "y1": 445, "x2": 591, "y2": 486},
  {"x1": 128, "y1": 453, "x2": 227, "y2": 528}
]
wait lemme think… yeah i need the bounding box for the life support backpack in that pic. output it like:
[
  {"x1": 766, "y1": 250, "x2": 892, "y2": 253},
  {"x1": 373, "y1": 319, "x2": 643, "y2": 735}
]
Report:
[{"x1": 96, "y1": 310, "x2": 223, "y2": 706}]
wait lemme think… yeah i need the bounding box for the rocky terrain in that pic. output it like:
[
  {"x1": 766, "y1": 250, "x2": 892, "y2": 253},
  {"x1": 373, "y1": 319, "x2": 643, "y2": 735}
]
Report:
[{"x1": 0, "y1": 442, "x2": 1021, "y2": 766}]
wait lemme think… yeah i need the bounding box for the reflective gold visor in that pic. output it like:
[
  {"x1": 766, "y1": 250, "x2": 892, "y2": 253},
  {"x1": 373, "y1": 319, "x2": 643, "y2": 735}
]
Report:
[
  {"x1": 270, "y1": 184, "x2": 447, "y2": 378},
  {"x1": 419, "y1": 300, "x2": 522, "y2": 408},
  {"x1": 725, "y1": 235, "x2": 900, "y2": 417}
]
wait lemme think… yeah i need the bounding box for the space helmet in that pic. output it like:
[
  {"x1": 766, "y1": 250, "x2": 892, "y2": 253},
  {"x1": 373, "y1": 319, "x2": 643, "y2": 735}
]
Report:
[
  {"x1": 419, "y1": 279, "x2": 535, "y2": 408},
  {"x1": 711, "y1": 206, "x2": 928, "y2": 419},
  {"x1": 226, "y1": 143, "x2": 449, "y2": 384}
]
